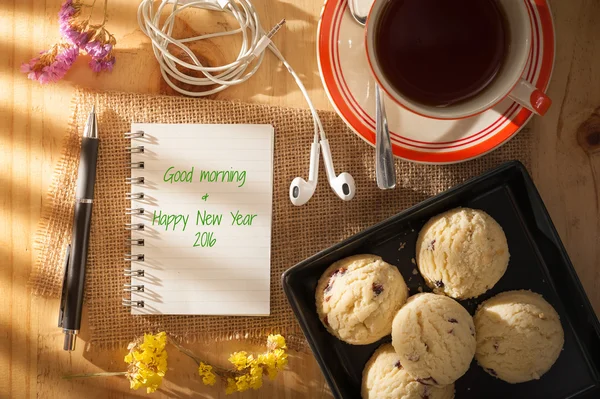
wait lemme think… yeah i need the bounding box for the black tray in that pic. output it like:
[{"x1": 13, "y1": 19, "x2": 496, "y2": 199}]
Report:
[{"x1": 282, "y1": 161, "x2": 600, "y2": 399}]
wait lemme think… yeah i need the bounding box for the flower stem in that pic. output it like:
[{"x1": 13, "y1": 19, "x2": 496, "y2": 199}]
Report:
[
  {"x1": 63, "y1": 371, "x2": 127, "y2": 379},
  {"x1": 168, "y1": 338, "x2": 239, "y2": 378},
  {"x1": 82, "y1": 0, "x2": 99, "y2": 25},
  {"x1": 101, "y1": 0, "x2": 109, "y2": 26},
  {"x1": 79, "y1": 0, "x2": 96, "y2": 7}
]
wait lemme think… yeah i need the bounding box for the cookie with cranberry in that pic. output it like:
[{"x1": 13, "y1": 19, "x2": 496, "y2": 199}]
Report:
[
  {"x1": 392, "y1": 293, "x2": 476, "y2": 386},
  {"x1": 474, "y1": 290, "x2": 564, "y2": 383},
  {"x1": 316, "y1": 254, "x2": 408, "y2": 345},
  {"x1": 416, "y1": 208, "x2": 509, "y2": 299},
  {"x1": 362, "y1": 343, "x2": 455, "y2": 399}
]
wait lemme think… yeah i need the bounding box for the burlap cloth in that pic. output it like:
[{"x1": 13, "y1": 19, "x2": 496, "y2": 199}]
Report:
[{"x1": 30, "y1": 88, "x2": 532, "y2": 349}]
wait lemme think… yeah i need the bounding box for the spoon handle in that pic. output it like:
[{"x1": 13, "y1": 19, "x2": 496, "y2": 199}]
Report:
[{"x1": 375, "y1": 84, "x2": 396, "y2": 190}]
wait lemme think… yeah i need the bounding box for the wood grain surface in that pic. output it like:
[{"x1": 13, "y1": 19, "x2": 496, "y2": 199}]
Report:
[{"x1": 1, "y1": 0, "x2": 599, "y2": 398}]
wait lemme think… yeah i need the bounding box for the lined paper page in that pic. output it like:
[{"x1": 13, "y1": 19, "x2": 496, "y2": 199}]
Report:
[{"x1": 128, "y1": 123, "x2": 274, "y2": 315}]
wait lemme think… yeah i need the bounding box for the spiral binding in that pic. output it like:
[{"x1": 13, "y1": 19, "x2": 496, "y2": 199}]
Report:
[
  {"x1": 126, "y1": 177, "x2": 145, "y2": 184},
  {"x1": 124, "y1": 268, "x2": 144, "y2": 277},
  {"x1": 122, "y1": 299, "x2": 144, "y2": 308},
  {"x1": 126, "y1": 192, "x2": 144, "y2": 200},
  {"x1": 127, "y1": 145, "x2": 145, "y2": 153},
  {"x1": 124, "y1": 131, "x2": 146, "y2": 308},
  {"x1": 125, "y1": 208, "x2": 144, "y2": 215},
  {"x1": 124, "y1": 284, "x2": 145, "y2": 292},
  {"x1": 125, "y1": 253, "x2": 145, "y2": 261},
  {"x1": 125, "y1": 223, "x2": 144, "y2": 231},
  {"x1": 125, "y1": 131, "x2": 145, "y2": 139}
]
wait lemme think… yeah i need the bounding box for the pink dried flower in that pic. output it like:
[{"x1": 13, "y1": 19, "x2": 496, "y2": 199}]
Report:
[
  {"x1": 21, "y1": 44, "x2": 79, "y2": 84},
  {"x1": 60, "y1": 21, "x2": 90, "y2": 47},
  {"x1": 21, "y1": 0, "x2": 116, "y2": 83},
  {"x1": 84, "y1": 41, "x2": 113, "y2": 59},
  {"x1": 89, "y1": 55, "x2": 115, "y2": 73},
  {"x1": 20, "y1": 62, "x2": 36, "y2": 77},
  {"x1": 58, "y1": 1, "x2": 88, "y2": 47},
  {"x1": 58, "y1": 0, "x2": 78, "y2": 21}
]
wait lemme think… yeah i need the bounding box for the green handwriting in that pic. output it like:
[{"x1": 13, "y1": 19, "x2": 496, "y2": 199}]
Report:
[
  {"x1": 193, "y1": 232, "x2": 216, "y2": 247},
  {"x1": 162, "y1": 166, "x2": 247, "y2": 187},
  {"x1": 152, "y1": 210, "x2": 189, "y2": 231},
  {"x1": 196, "y1": 210, "x2": 223, "y2": 226},
  {"x1": 230, "y1": 210, "x2": 257, "y2": 226},
  {"x1": 163, "y1": 166, "x2": 194, "y2": 183},
  {"x1": 199, "y1": 169, "x2": 247, "y2": 187}
]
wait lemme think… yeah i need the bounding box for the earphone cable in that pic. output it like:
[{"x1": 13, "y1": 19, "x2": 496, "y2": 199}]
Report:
[{"x1": 138, "y1": 0, "x2": 323, "y2": 144}]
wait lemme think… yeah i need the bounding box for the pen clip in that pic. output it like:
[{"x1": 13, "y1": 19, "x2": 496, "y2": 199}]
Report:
[{"x1": 58, "y1": 244, "x2": 71, "y2": 328}]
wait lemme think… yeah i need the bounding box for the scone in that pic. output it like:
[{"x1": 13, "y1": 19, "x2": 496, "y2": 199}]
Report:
[
  {"x1": 362, "y1": 343, "x2": 455, "y2": 399},
  {"x1": 315, "y1": 254, "x2": 408, "y2": 345},
  {"x1": 391, "y1": 293, "x2": 476, "y2": 386},
  {"x1": 416, "y1": 208, "x2": 509, "y2": 299},
  {"x1": 474, "y1": 290, "x2": 564, "y2": 383}
]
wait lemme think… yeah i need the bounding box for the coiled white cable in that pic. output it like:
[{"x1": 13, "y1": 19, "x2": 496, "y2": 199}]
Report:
[{"x1": 137, "y1": 0, "x2": 323, "y2": 143}]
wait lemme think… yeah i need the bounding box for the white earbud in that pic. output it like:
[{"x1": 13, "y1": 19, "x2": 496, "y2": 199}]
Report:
[
  {"x1": 320, "y1": 139, "x2": 356, "y2": 201},
  {"x1": 290, "y1": 142, "x2": 320, "y2": 206}
]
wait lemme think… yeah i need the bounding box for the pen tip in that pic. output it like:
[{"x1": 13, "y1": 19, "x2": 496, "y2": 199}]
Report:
[{"x1": 83, "y1": 105, "x2": 98, "y2": 139}]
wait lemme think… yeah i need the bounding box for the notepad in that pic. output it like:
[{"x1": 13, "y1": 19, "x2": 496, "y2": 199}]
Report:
[{"x1": 127, "y1": 124, "x2": 274, "y2": 315}]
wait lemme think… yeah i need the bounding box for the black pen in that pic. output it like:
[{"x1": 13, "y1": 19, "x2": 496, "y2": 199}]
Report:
[{"x1": 58, "y1": 105, "x2": 99, "y2": 351}]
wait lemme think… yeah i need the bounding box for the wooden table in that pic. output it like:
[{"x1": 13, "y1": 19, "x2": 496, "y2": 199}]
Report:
[{"x1": 1, "y1": 0, "x2": 599, "y2": 397}]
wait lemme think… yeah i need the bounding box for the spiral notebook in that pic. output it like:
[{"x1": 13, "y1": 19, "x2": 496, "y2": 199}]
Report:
[{"x1": 124, "y1": 123, "x2": 274, "y2": 315}]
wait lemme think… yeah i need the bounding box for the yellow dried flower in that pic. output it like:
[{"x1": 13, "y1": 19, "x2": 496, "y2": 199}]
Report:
[
  {"x1": 247, "y1": 363, "x2": 264, "y2": 389},
  {"x1": 198, "y1": 362, "x2": 216, "y2": 386},
  {"x1": 257, "y1": 348, "x2": 288, "y2": 380},
  {"x1": 225, "y1": 377, "x2": 237, "y2": 394},
  {"x1": 267, "y1": 334, "x2": 287, "y2": 350},
  {"x1": 176, "y1": 334, "x2": 288, "y2": 394},
  {"x1": 124, "y1": 331, "x2": 168, "y2": 393},
  {"x1": 231, "y1": 363, "x2": 263, "y2": 393},
  {"x1": 228, "y1": 351, "x2": 252, "y2": 370},
  {"x1": 257, "y1": 353, "x2": 277, "y2": 380},
  {"x1": 273, "y1": 348, "x2": 288, "y2": 370}
]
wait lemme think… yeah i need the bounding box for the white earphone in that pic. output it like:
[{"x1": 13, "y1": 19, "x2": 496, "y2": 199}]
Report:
[
  {"x1": 320, "y1": 139, "x2": 356, "y2": 202},
  {"x1": 289, "y1": 142, "x2": 319, "y2": 206},
  {"x1": 290, "y1": 138, "x2": 356, "y2": 206}
]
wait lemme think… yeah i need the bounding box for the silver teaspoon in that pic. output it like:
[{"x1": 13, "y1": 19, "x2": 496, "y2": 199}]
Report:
[{"x1": 347, "y1": 0, "x2": 396, "y2": 190}]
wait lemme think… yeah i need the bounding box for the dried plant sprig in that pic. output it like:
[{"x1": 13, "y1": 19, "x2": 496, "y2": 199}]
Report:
[
  {"x1": 63, "y1": 332, "x2": 168, "y2": 394},
  {"x1": 123, "y1": 331, "x2": 168, "y2": 393},
  {"x1": 63, "y1": 371, "x2": 127, "y2": 379},
  {"x1": 171, "y1": 334, "x2": 289, "y2": 394},
  {"x1": 20, "y1": 43, "x2": 79, "y2": 84},
  {"x1": 21, "y1": 0, "x2": 116, "y2": 83},
  {"x1": 62, "y1": 332, "x2": 287, "y2": 395}
]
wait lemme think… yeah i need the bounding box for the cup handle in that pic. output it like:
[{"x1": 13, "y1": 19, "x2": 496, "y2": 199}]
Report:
[{"x1": 508, "y1": 79, "x2": 552, "y2": 116}]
